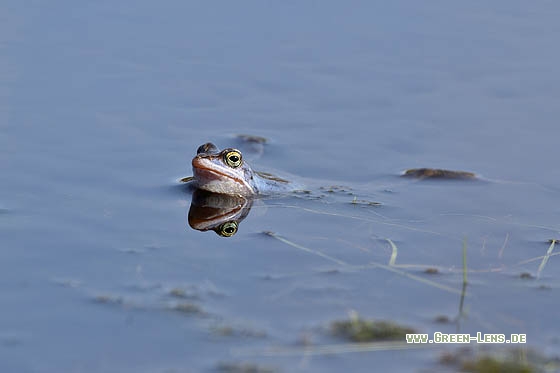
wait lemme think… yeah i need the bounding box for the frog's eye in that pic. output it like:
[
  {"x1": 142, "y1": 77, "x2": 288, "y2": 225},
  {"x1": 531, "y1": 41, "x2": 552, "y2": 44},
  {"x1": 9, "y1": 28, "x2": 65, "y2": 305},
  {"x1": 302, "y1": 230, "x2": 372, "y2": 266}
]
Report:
[
  {"x1": 217, "y1": 221, "x2": 238, "y2": 237},
  {"x1": 224, "y1": 150, "x2": 242, "y2": 168}
]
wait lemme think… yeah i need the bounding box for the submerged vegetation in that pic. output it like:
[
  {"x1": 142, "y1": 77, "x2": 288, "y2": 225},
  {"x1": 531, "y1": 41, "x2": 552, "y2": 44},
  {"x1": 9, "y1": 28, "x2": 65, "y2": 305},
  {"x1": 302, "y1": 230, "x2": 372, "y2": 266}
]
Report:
[
  {"x1": 168, "y1": 302, "x2": 206, "y2": 316},
  {"x1": 92, "y1": 294, "x2": 124, "y2": 305},
  {"x1": 461, "y1": 356, "x2": 533, "y2": 373},
  {"x1": 439, "y1": 347, "x2": 559, "y2": 373},
  {"x1": 210, "y1": 324, "x2": 267, "y2": 338},
  {"x1": 330, "y1": 312, "x2": 416, "y2": 342},
  {"x1": 350, "y1": 197, "x2": 382, "y2": 206},
  {"x1": 216, "y1": 361, "x2": 276, "y2": 373},
  {"x1": 168, "y1": 287, "x2": 199, "y2": 300}
]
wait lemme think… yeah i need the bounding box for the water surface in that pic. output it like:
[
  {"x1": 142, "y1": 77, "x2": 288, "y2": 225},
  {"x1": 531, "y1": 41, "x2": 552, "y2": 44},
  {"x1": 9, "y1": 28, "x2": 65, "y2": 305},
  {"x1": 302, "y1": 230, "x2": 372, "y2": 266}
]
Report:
[{"x1": 1, "y1": 1, "x2": 560, "y2": 372}]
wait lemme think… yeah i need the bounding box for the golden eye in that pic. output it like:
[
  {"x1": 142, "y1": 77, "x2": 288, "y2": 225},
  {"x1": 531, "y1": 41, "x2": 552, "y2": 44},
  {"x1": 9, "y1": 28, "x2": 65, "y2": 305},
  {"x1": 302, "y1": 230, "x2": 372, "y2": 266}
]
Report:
[
  {"x1": 224, "y1": 150, "x2": 242, "y2": 168},
  {"x1": 218, "y1": 221, "x2": 238, "y2": 237}
]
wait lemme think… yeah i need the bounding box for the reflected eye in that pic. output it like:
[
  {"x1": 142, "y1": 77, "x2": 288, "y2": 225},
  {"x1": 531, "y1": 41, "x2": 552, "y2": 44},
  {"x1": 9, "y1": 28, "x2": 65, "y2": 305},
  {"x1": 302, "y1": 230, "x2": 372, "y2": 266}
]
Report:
[
  {"x1": 224, "y1": 150, "x2": 242, "y2": 168},
  {"x1": 218, "y1": 221, "x2": 238, "y2": 237}
]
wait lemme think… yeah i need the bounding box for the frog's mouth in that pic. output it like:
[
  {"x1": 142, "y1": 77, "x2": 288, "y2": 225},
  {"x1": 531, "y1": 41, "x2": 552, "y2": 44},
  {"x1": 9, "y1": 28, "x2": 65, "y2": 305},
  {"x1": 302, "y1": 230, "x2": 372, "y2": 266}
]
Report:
[{"x1": 192, "y1": 157, "x2": 254, "y2": 194}]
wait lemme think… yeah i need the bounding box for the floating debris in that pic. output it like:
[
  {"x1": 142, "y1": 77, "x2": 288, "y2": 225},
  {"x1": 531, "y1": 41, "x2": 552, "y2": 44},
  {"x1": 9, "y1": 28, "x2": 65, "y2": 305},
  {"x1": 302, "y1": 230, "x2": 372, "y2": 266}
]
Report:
[
  {"x1": 351, "y1": 197, "x2": 382, "y2": 206},
  {"x1": 424, "y1": 267, "x2": 439, "y2": 275},
  {"x1": 461, "y1": 356, "x2": 533, "y2": 373},
  {"x1": 519, "y1": 272, "x2": 534, "y2": 280},
  {"x1": 211, "y1": 324, "x2": 267, "y2": 338},
  {"x1": 235, "y1": 134, "x2": 268, "y2": 144},
  {"x1": 434, "y1": 315, "x2": 451, "y2": 324},
  {"x1": 320, "y1": 185, "x2": 353, "y2": 194},
  {"x1": 213, "y1": 325, "x2": 235, "y2": 336},
  {"x1": 330, "y1": 314, "x2": 416, "y2": 342},
  {"x1": 319, "y1": 268, "x2": 341, "y2": 275},
  {"x1": 168, "y1": 287, "x2": 199, "y2": 300},
  {"x1": 439, "y1": 347, "x2": 555, "y2": 373},
  {"x1": 168, "y1": 302, "x2": 205, "y2": 315},
  {"x1": 402, "y1": 168, "x2": 476, "y2": 180},
  {"x1": 92, "y1": 294, "x2": 124, "y2": 305},
  {"x1": 536, "y1": 239, "x2": 556, "y2": 279},
  {"x1": 254, "y1": 171, "x2": 290, "y2": 184},
  {"x1": 169, "y1": 288, "x2": 185, "y2": 297},
  {"x1": 217, "y1": 361, "x2": 276, "y2": 373}
]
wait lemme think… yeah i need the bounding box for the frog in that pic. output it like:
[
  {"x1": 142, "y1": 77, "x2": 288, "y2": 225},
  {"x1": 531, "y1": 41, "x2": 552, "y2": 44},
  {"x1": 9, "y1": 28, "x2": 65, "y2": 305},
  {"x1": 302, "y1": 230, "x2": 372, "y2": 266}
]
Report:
[{"x1": 189, "y1": 142, "x2": 294, "y2": 196}]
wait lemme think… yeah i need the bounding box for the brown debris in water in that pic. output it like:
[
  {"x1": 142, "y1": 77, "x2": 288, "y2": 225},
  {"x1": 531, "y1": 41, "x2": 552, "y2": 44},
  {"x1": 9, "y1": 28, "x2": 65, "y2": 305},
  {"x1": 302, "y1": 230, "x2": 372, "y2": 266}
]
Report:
[
  {"x1": 217, "y1": 361, "x2": 276, "y2": 373},
  {"x1": 438, "y1": 346, "x2": 554, "y2": 373},
  {"x1": 351, "y1": 197, "x2": 381, "y2": 206},
  {"x1": 330, "y1": 317, "x2": 416, "y2": 342},
  {"x1": 168, "y1": 302, "x2": 206, "y2": 316},
  {"x1": 235, "y1": 134, "x2": 268, "y2": 144},
  {"x1": 402, "y1": 168, "x2": 476, "y2": 180},
  {"x1": 93, "y1": 294, "x2": 124, "y2": 305},
  {"x1": 434, "y1": 315, "x2": 451, "y2": 323},
  {"x1": 255, "y1": 171, "x2": 289, "y2": 183}
]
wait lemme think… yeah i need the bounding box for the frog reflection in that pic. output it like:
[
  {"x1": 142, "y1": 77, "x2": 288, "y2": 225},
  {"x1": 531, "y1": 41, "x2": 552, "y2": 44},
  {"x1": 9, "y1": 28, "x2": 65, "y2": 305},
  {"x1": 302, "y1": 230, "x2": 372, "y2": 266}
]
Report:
[{"x1": 187, "y1": 189, "x2": 253, "y2": 237}]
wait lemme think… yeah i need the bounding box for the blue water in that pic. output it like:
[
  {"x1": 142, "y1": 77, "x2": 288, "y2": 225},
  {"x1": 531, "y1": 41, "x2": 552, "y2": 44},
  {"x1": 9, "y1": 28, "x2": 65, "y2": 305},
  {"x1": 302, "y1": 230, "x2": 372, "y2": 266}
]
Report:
[{"x1": 2, "y1": 1, "x2": 560, "y2": 372}]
